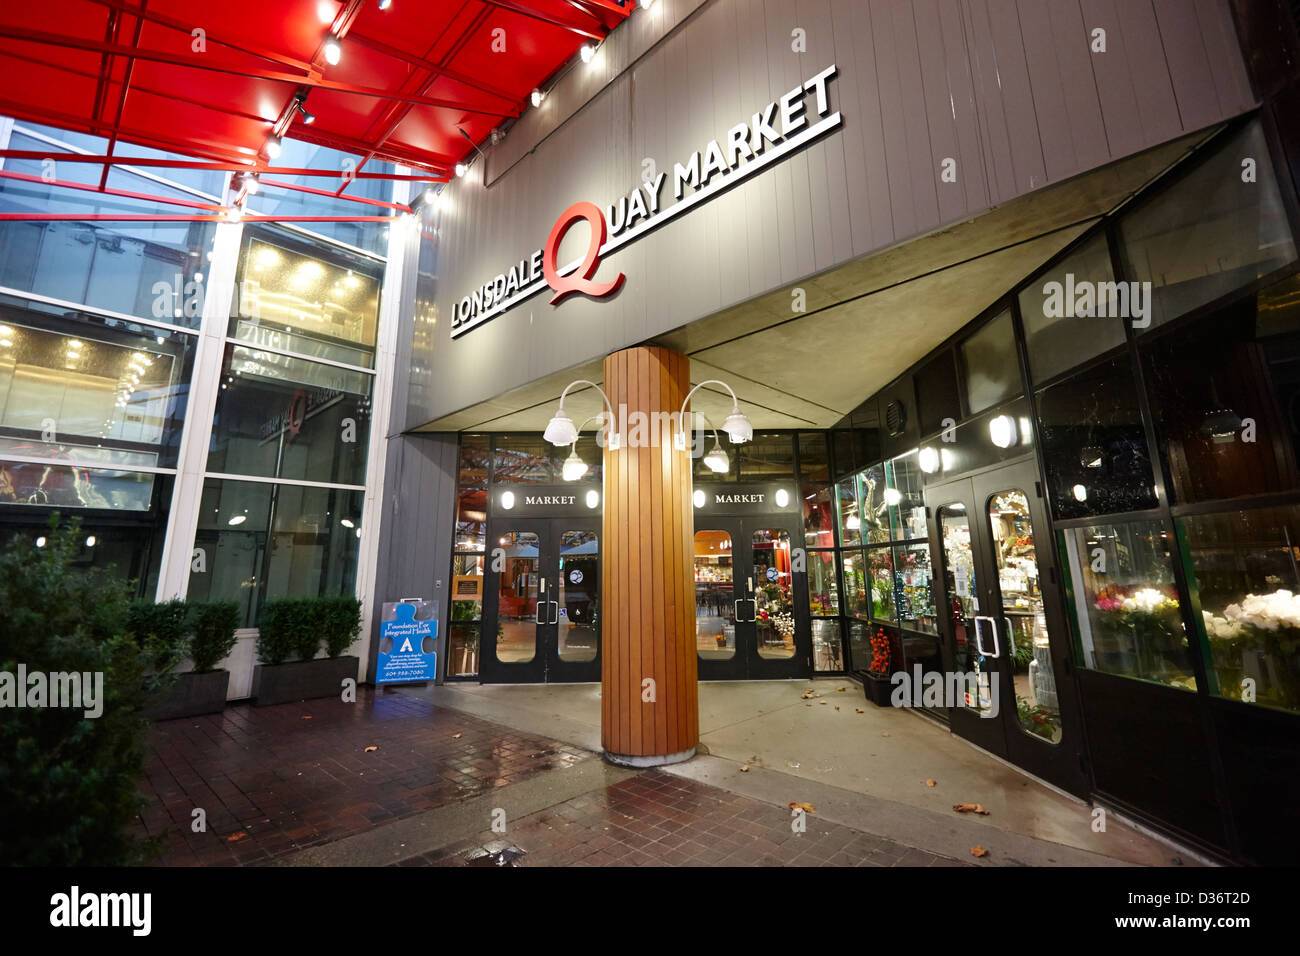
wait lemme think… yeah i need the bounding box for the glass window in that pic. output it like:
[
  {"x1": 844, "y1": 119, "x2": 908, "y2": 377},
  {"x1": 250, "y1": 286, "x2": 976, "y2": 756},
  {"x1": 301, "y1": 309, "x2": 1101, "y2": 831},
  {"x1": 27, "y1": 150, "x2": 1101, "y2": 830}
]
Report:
[
  {"x1": 1119, "y1": 119, "x2": 1297, "y2": 332},
  {"x1": 1019, "y1": 233, "x2": 1128, "y2": 384},
  {"x1": 493, "y1": 435, "x2": 555, "y2": 484},
  {"x1": 1142, "y1": 272, "x2": 1300, "y2": 504},
  {"x1": 847, "y1": 619, "x2": 870, "y2": 673},
  {"x1": 207, "y1": 345, "x2": 372, "y2": 485},
  {"x1": 806, "y1": 549, "x2": 839, "y2": 616},
  {"x1": 858, "y1": 463, "x2": 890, "y2": 544},
  {"x1": 187, "y1": 477, "x2": 364, "y2": 628},
  {"x1": 885, "y1": 451, "x2": 927, "y2": 540},
  {"x1": 987, "y1": 489, "x2": 1061, "y2": 743},
  {"x1": 231, "y1": 229, "x2": 383, "y2": 367},
  {"x1": 841, "y1": 549, "x2": 867, "y2": 618},
  {"x1": 558, "y1": 531, "x2": 599, "y2": 663},
  {"x1": 739, "y1": 432, "x2": 794, "y2": 479},
  {"x1": 915, "y1": 350, "x2": 961, "y2": 436},
  {"x1": 694, "y1": 530, "x2": 735, "y2": 660},
  {"x1": 455, "y1": 435, "x2": 489, "y2": 552},
  {"x1": 448, "y1": 555, "x2": 484, "y2": 677},
  {"x1": 802, "y1": 482, "x2": 834, "y2": 548},
  {"x1": 1057, "y1": 519, "x2": 1196, "y2": 691},
  {"x1": 835, "y1": 479, "x2": 861, "y2": 547},
  {"x1": 939, "y1": 503, "x2": 995, "y2": 716},
  {"x1": 447, "y1": 622, "x2": 480, "y2": 678},
  {"x1": 753, "y1": 529, "x2": 795, "y2": 659},
  {"x1": 798, "y1": 432, "x2": 829, "y2": 482},
  {"x1": 1181, "y1": 507, "x2": 1300, "y2": 713},
  {"x1": 812, "y1": 619, "x2": 843, "y2": 672},
  {"x1": 0, "y1": 308, "x2": 192, "y2": 467},
  {"x1": 893, "y1": 542, "x2": 937, "y2": 634},
  {"x1": 495, "y1": 531, "x2": 538, "y2": 663},
  {"x1": 1035, "y1": 354, "x2": 1158, "y2": 520},
  {"x1": 960, "y1": 309, "x2": 1021, "y2": 414},
  {"x1": 867, "y1": 545, "x2": 895, "y2": 621}
]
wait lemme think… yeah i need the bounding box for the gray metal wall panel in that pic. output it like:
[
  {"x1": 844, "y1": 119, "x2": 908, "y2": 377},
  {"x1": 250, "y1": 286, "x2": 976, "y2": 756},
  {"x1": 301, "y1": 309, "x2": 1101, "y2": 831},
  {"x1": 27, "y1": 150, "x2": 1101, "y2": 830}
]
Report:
[{"x1": 411, "y1": 0, "x2": 1255, "y2": 430}]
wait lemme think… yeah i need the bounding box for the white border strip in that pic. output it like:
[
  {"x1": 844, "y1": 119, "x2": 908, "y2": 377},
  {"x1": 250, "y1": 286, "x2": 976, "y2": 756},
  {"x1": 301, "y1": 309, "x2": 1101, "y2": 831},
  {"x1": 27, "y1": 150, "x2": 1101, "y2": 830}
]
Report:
[
  {"x1": 203, "y1": 471, "x2": 367, "y2": 492},
  {"x1": 0, "y1": 452, "x2": 177, "y2": 475},
  {"x1": 0, "y1": 285, "x2": 200, "y2": 336},
  {"x1": 450, "y1": 111, "x2": 843, "y2": 338},
  {"x1": 226, "y1": 336, "x2": 378, "y2": 376}
]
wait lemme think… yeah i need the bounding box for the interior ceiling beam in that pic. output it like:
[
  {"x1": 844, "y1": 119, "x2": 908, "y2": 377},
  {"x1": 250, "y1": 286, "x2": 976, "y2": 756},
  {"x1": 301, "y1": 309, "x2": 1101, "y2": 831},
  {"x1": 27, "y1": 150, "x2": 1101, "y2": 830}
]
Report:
[
  {"x1": 476, "y1": 0, "x2": 606, "y2": 40},
  {"x1": 0, "y1": 27, "x2": 520, "y2": 118}
]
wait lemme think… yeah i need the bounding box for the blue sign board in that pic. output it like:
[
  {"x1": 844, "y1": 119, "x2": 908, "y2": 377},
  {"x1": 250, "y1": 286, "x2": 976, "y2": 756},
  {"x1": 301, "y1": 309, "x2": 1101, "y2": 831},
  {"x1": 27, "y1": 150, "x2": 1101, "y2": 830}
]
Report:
[{"x1": 376, "y1": 601, "x2": 437, "y2": 683}]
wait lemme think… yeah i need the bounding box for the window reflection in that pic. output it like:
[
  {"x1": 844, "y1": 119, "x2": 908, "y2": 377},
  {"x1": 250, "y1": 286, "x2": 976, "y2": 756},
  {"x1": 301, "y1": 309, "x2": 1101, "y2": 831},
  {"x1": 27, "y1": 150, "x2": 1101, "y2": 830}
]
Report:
[
  {"x1": 448, "y1": 555, "x2": 484, "y2": 677},
  {"x1": 1182, "y1": 507, "x2": 1300, "y2": 713},
  {"x1": 753, "y1": 529, "x2": 795, "y2": 659},
  {"x1": 806, "y1": 549, "x2": 839, "y2": 616},
  {"x1": 960, "y1": 309, "x2": 1020, "y2": 414},
  {"x1": 558, "y1": 530, "x2": 599, "y2": 663},
  {"x1": 694, "y1": 530, "x2": 735, "y2": 660},
  {"x1": 495, "y1": 531, "x2": 538, "y2": 663},
  {"x1": 1058, "y1": 519, "x2": 1196, "y2": 691}
]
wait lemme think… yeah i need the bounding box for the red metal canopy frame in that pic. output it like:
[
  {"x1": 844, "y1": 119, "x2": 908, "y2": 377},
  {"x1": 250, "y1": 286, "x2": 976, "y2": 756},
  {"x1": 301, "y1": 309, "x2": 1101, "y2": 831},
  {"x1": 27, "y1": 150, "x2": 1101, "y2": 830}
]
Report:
[{"x1": 0, "y1": 0, "x2": 633, "y2": 220}]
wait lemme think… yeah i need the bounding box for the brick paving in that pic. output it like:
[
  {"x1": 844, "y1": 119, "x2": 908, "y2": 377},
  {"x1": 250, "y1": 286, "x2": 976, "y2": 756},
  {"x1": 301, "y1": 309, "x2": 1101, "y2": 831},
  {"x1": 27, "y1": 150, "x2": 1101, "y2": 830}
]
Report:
[
  {"x1": 401, "y1": 769, "x2": 969, "y2": 868},
  {"x1": 133, "y1": 687, "x2": 591, "y2": 866}
]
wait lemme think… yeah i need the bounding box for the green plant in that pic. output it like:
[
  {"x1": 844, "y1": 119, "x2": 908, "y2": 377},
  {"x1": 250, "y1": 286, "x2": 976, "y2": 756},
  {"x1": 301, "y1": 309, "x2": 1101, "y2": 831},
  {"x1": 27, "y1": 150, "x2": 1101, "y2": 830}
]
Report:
[
  {"x1": 1012, "y1": 639, "x2": 1034, "y2": 672},
  {"x1": 0, "y1": 514, "x2": 161, "y2": 865},
  {"x1": 321, "y1": 595, "x2": 362, "y2": 658},
  {"x1": 257, "y1": 598, "x2": 300, "y2": 665},
  {"x1": 1016, "y1": 698, "x2": 1059, "y2": 740},
  {"x1": 188, "y1": 600, "x2": 240, "y2": 673},
  {"x1": 126, "y1": 598, "x2": 191, "y2": 673}
]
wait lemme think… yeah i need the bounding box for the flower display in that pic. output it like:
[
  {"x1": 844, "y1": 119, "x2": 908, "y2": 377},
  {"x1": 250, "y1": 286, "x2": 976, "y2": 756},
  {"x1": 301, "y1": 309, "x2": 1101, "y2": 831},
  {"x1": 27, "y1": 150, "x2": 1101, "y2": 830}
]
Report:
[
  {"x1": 1218, "y1": 589, "x2": 1300, "y2": 632},
  {"x1": 1201, "y1": 590, "x2": 1300, "y2": 711},
  {"x1": 868, "y1": 627, "x2": 892, "y2": 676}
]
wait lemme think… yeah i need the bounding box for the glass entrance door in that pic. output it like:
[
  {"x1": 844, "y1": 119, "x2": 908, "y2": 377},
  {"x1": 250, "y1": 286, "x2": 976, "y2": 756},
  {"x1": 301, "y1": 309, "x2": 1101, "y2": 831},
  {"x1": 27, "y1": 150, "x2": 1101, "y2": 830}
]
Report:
[
  {"x1": 694, "y1": 516, "x2": 809, "y2": 680},
  {"x1": 925, "y1": 460, "x2": 1088, "y2": 795},
  {"x1": 481, "y1": 517, "x2": 601, "y2": 683}
]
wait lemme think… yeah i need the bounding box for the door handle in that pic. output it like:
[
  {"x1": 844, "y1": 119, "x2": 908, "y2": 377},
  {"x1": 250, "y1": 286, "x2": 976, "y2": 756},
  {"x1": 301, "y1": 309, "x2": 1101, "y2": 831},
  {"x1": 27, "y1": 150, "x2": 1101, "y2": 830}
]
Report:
[
  {"x1": 549, "y1": 601, "x2": 559, "y2": 625},
  {"x1": 734, "y1": 599, "x2": 743, "y2": 621},
  {"x1": 1003, "y1": 616, "x2": 1016, "y2": 660},
  {"x1": 535, "y1": 596, "x2": 546, "y2": 624},
  {"x1": 974, "y1": 615, "x2": 1000, "y2": 658}
]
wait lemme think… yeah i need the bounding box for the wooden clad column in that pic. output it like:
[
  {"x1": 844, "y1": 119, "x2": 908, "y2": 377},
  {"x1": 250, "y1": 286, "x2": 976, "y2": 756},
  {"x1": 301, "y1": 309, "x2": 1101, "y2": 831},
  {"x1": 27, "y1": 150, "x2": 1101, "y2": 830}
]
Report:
[{"x1": 602, "y1": 346, "x2": 698, "y2": 766}]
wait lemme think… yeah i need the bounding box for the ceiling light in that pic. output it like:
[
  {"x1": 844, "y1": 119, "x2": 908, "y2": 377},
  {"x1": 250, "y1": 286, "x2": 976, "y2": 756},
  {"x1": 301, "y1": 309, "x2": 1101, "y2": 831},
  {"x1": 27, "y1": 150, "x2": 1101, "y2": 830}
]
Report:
[
  {"x1": 562, "y1": 447, "x2": 588, "y2": 481},
  {"x1": 1080, "y1": 445, "x2": 1105, "y2": 469},
  {"x1": 228, "y1": 514, "x2": 247, "y2": 526},
  {"x1": 918, "y1": 446, "x2": 940, "y2": 474},
  {"x1": 846, "y1": 515, "x2": 861, "y2": 530},
  {"x1": 85, "y1": 535, "x2": 96, "y2": 547},
  {"x1": 454, "y1": 162, "x2": 468, "y2": 178},
  {"x1": 703, "y1": 439, "x2": 729, "y2": 474},
  {"x1": 1072, "y1": 484, "x2": 1088, "y2": 503},
  {"x1": 341, "y1": 518, "x2": 355, "y2": 528},
  {"x1": 244, "y1": 173, "x2": 260, "y2": 194},
  {"x1": 530, "y1": 88, "x2": 543, "y2": 108},
  {"x1": 989, "y1": 414, "x2": 1018, "y2": 449},
  {"x1": 36, "y1": 536, "x2": 46, "y2": 548},
  {"x1": 295, "y1": 100, "x2": 315, "y2": 125},
  {"x1": 323, "y1": 38, "x2": 342, "y2": 65},
  {"x1": 378, "y1": 0, "x2": 393, "y2": 10},
  {"x1": 883, "y1": 488, "x2": 902, "y2": 506},
  {"x1": 266, "y1": 135, "x2": 282, "y2": 159},
  {"x1": 580, "y1": 43, "x2": 595, "y2": 63}
]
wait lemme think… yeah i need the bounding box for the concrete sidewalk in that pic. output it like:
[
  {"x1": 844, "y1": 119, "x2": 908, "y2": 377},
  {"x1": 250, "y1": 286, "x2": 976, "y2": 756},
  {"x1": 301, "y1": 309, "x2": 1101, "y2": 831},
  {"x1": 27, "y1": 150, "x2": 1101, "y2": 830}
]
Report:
[{"x1": 392, "y1": 678, "x2": 1207, "y2": 867}]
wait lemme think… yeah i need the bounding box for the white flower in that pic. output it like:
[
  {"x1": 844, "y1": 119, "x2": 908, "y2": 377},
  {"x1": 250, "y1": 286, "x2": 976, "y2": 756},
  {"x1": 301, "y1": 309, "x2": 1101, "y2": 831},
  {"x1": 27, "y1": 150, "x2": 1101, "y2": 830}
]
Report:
[{"x1": 1217, "y1": 589, "x2": 1300, "y2": 631}]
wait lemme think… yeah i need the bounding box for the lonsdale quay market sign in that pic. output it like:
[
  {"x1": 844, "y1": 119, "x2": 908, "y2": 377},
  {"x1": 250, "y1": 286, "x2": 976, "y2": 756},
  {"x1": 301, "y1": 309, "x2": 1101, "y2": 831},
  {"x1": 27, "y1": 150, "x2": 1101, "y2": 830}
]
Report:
[{"x1": 450, "y1": 64, "x2": 842, "y2": 338}]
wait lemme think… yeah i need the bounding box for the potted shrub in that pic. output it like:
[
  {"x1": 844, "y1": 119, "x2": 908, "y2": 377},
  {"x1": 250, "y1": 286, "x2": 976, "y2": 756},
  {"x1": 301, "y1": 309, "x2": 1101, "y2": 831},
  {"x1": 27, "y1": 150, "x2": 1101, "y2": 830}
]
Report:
[
  {"x1": 251, "y1": 596, "x2": 361, "y2": 706},
  {"x1": 145, "y1": 600, "x2": 240, "y2": 720},
  {"x1": 863, "y1": 626, "x2": 895, "y2": 706}
]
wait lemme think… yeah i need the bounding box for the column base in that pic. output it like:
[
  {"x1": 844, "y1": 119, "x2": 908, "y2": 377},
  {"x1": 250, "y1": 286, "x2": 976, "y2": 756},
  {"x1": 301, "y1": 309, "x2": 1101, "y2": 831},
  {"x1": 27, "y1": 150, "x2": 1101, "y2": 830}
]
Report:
[{"x1": 602, "y1": 746, "x2": 697, "y2": 768}]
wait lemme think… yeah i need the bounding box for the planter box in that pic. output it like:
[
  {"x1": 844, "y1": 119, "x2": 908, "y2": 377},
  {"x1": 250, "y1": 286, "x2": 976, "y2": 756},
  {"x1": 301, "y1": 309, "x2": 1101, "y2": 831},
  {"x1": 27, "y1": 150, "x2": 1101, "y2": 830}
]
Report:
[
  {"x1": 251, "y1": 656, "x2": 359, "y2": 707},
  {"x1": 148, "y1": 670, "x2": 230, "y2": 721},
  {"x1": 863, "y1": 672, "x2": 894, "y2": 707}
]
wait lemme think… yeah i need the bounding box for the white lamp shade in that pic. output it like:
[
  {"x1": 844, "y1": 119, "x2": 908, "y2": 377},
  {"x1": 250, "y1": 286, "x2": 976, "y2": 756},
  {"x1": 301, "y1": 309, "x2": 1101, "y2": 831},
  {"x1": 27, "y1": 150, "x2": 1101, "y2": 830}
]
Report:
[
  {"x1": 562, "y1": 449, "x2": 588, "y2": 481},
  {"x1": 703, "y1": 441, "x2": 729, "y2": 473},
  {"x1": 543, "y1": 409, "x2": 578, "y2": 446},
  {"x1": 721, "y1": 409, "x2": 752, "y2": 444}
]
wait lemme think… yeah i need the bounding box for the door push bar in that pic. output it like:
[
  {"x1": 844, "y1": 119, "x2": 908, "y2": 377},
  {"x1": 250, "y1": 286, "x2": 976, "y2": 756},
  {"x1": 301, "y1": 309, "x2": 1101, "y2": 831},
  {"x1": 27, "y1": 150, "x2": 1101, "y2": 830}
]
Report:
[{"x1": 974, "y1": 614, "x2": 1000, "y2": 659}]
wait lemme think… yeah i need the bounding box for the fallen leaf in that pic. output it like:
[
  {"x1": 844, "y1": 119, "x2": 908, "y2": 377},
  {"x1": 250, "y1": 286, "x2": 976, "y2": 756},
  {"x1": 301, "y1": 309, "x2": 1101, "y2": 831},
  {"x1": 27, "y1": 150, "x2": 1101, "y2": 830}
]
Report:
[
  {"x1": 855, "y1": 708, "x2": 864, "y2": 714},
  {"x1": 364, "y1": 745, "x2": 378, "y2": 752},
  {"x1": 788, "y1": 802, "x2": 816, "y2": 813},
  {"x1": 953, "y1": 803, "x2": 990, "y2": 815},
  {"x1": 819, "y1": 701, "x2": 828, "y2": 706},
  {"x1": 227, "y1": 832, "x2": 247, "y2": 842},
  {"x1": 805, "y1": 703, "x2": 812, "y2": 707},
  {"x1": 926, "y1": 779, "x2": 937, "y2": 787},
  {"x1": 881, "y1": 732, "x2": 890, "y2": 737},
  {"x1": 452, "y1": 733, "x2": 462, "y2": 739},
  {"x1": 801, "y1": 690, "x2": 816, "y2": 699},
  {"x1": 740, "y1": 764, "x2": 750, "y2": 772},
  {"x1": 971, "y1": 845, "x2": 989, "y2": 858},
  {"x1": 301, "y1": 715, "x2": 312, "y2": 720},
  {"x1": 837, "y1": 687, "x2": 846, "y2": 692}
]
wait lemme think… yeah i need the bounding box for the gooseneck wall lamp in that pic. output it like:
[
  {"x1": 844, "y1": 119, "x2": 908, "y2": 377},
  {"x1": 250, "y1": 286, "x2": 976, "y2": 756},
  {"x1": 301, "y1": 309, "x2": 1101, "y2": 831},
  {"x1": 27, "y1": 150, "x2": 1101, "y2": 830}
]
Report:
[
  {"x1": 677, "y1": 380, "x2": 753, "y2": 445},
  {"x1": 543, "y1": 380, "x2": 618, "y2": 449}
]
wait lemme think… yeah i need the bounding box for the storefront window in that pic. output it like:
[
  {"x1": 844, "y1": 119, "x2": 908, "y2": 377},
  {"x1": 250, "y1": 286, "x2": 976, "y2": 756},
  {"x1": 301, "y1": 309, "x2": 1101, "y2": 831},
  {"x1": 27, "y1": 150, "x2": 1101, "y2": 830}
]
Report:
[
  {"x1": 753, "y1": 529, "x2": 795, "y2": 659},
  {"x1": 798, "y1": 432, "x2": 829, "y2": 482},
  {"x1": 1142, "y1": 272, "x2": 1300, "y2": 504},
  {"x1": 960, "y1": 308, "x2": 1020, "y2": 414},
  {"x1": 858, "y1": 463, "x2": 889, "y2": 544},
  {"x1": 495, "y1": 530, "x2": 538, "y2": 663},
  {"x1": 739, "y1": 432, "x2": 794, "y2": 479},
  {"x1": 802, "y1": 482, "x2": 834, "y2": 547},
  {"x1": 1058, "y1": 519, "x2": 1196, "y2": 691},
  {"x1": 806, "y1": 549, "x2": 839, "y2": 616},
  {"x1": 884, "y1": 451, "x2": 927, "y2": 540},
  {"x1": 1035, "y1": 354, "x2": 1158, "y2": 520},
  {"x1": 812, "y1": 619, "x2": 844, "y2": 672},
  {"x1": 493, "y1": 435, "x2": 555, "y2": 484},
  {"x1": 455, "y1": 435, "x2": 488, "y2": 552},
  {"x1": 448, "y1": 555, "x2": 484, "y2": 678},
  {"x1": 231, "y1": 229, "x2": 383, "y2": 367},
  {"x1": 1181, "y1": 507, "x2": 1300, "y2": 713},
  {"x1": 187, "y1": 477, "x2": 364, "y2": 628},
  {"x1": 207, "y1": 345, "x2": 372, "y2": 485},
  {"x1": 694, "y1": 530, "x2": 734, "y2": 660},
  {"x1": 847, "y1": 619, "x2": 870, "y2": 673},
  {"x1": 867, "y1": 545, "x2": 895, "y2": 621},
  {"x1": 835, "y1": 480, "x2": 861, "y2": 547},
  {"x1": 1118, "y1": 119, "x2": 1297, "y2": 332},
  {"x1": 1018, "y1": 233, "x2": 1127, "y2": 385},
  {"x1": 841, "y1": 549, "x2": 867, "y2": 618},
  {"x1": 893, "y1": 542, "x2": 936, "y2": 634}
]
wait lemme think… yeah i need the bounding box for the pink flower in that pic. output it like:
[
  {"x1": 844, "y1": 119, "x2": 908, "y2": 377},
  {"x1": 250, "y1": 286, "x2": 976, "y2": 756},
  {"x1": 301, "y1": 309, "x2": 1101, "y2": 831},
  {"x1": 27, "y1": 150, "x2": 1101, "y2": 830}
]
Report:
[{"x1": 1094, "y1": 596, "x2": 1123, "y2": 612}]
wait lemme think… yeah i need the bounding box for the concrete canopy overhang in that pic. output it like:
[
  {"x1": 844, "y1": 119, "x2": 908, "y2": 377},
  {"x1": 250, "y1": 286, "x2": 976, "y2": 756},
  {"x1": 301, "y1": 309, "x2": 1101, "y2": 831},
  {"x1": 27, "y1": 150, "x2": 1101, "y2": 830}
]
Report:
[{"x1": 411, "y1": 127, "x2": 1217, "y2": 435}]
